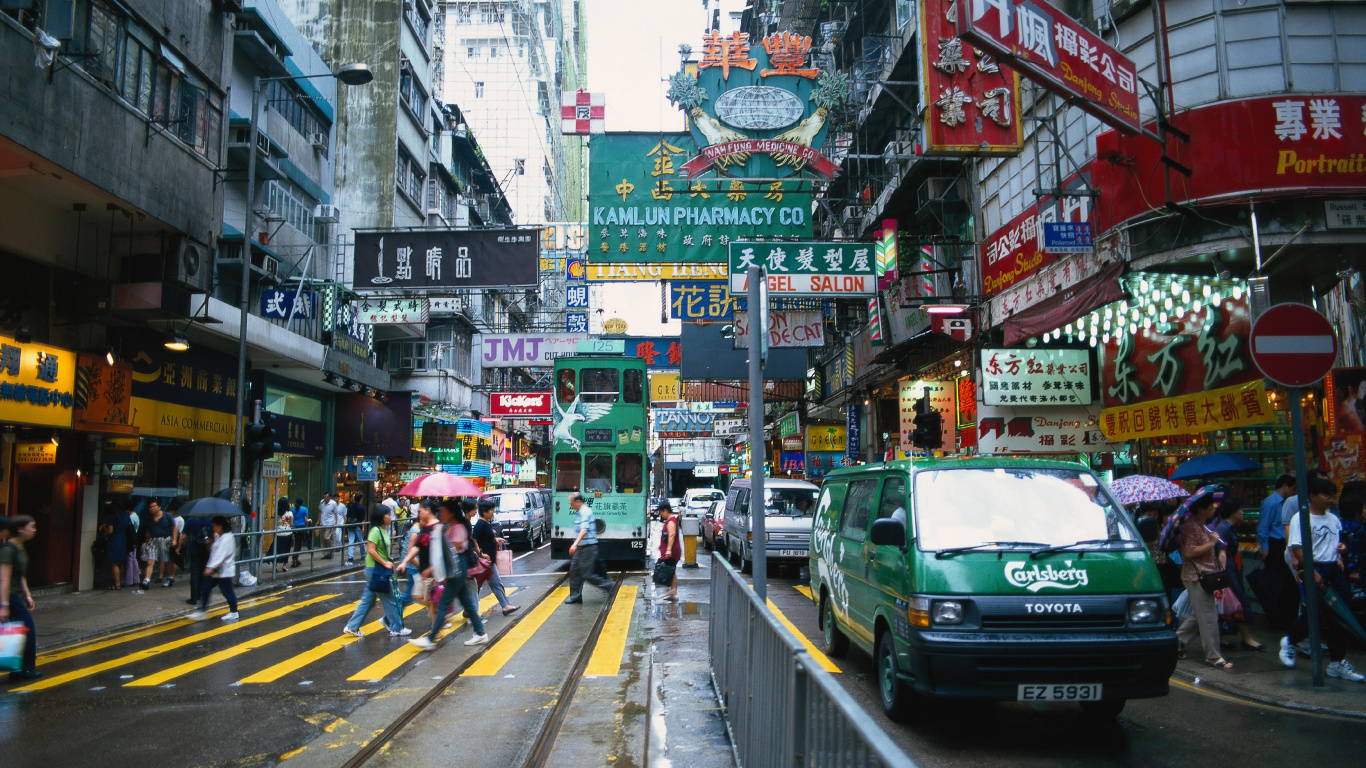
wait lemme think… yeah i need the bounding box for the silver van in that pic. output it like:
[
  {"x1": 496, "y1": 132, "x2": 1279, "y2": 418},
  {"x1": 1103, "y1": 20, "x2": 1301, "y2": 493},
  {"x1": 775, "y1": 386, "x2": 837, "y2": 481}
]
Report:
[
  {"x1": 722, "y1": 478, "x2": 819, "y2": 573},
  {"x1": 482, "y1": 488, "x2": 550, "y2": 550}
]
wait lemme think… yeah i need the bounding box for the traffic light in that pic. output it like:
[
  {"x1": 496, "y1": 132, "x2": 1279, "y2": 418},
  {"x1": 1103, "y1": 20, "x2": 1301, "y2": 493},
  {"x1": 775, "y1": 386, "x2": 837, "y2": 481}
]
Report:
[
  {"x1": 911, "y1": 411, "x2": 943, "y2": 450},
  {"x1": 246, "y1": 411, "x2": 282, "y2": 461}
]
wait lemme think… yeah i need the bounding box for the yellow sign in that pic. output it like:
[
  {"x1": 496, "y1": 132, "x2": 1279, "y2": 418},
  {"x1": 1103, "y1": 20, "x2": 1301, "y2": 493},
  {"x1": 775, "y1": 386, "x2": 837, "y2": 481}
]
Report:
[
  {"x1": 15, "y1": 441, "x2": 57, "y2": 463},
  {"x1": 1100, "y1": 380, "x2": 1274, "y2": 442},
  {"x1": 129, "y1": 397, "x2": 237, "y2": 444},
  {"x1": 108, "y1": 477, "x2": 135, "y2": 493},
  {"x1": 807, "y1": 425, "x2": 847, "y2": 452},
  {"x1": 105, "y1": 437, "x2": 141, "y2": 452},
  {"x1": 651, "y1": 373, "x2": 681, "y2": 402},
  {"x1": 603, "y1": 318, "x2": 629, "y2": 335},
  {"x1": 588, "y1": 263, "x2": 728, "y2": 281},
  {"x1": 0, "y1": 333, "x2": 76, "y2": 428}
]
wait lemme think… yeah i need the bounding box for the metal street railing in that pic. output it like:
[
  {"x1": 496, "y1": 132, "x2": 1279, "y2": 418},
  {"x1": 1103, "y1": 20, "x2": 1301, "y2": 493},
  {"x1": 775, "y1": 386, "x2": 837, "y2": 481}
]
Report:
[
  {"x1": 710, "y1": 556, "x2": 917, "y2": 768},
  {"x1": 229, "y1": 521, "x2": 406, "y2": 583}
]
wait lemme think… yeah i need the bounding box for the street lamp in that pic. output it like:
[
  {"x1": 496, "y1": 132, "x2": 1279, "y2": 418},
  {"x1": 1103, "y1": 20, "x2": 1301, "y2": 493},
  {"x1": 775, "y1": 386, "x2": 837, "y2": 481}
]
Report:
[{"x1": 230, "y1": 63, "x2": 371, "y2": 508}]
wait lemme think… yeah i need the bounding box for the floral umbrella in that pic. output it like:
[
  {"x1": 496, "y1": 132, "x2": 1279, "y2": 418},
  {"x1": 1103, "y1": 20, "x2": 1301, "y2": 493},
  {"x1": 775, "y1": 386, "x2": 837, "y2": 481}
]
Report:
[{"x1": 1107, "y1": 475, "x2": 1191, "y2": 506}]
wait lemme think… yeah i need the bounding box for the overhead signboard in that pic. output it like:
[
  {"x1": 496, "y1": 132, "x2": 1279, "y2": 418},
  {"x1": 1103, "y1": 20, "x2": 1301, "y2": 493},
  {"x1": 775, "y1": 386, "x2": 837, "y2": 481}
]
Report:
[
  {"x1": 16, "y1": 442, "x2": 57, "y2": 464},
  {"x1": 960, "y1": 0, "x2": 1141, "y2": 134},
  {"x1": 1326, "y1": 201, "x2": 1366, "y2": 230},
  {"x1": 0, "y1": 333, "x2": 76, "y2": 429},
  {"x1": 352, "y1": 228, "x2": 539, "y2": 290},
  {"x1": 566, "y1": 313, "x2": 588, "y2": 333},
  {"x1": 1099, "y1": 380, "x2": 1274, "y2": 442},
  {"x1": 588, "y1": 133, "x2": 811, "y2": 263},
  {"x1": 732, "y1": 310, "x2": 826, "y2": 348},
  {"x1": 352, "y1": 297, "x2": 429, "y2": 325},
  {"x1": 422, "y1": 423, "x2": 460, "y2": 450},
  {"x1": 920, "y1": 0, "x2": 1024, "y2": 155},
  {"x1": 73, "y1": 354, "x2": 136, "y2": 435},
  {"x1": 671, "y1": 281, "x2": 740, "y2": 321},
  {"x1": 728, "y1": 242, "x2": 875, "y2": 296},
  {"x1": 981, "y1": 348, "x2": 1094, "y2": 406},
  {"x1": 806, "y1": 424, "x2": 846, "y2": 452},
  {"x1": 977, "y1": 404, "x2": 1123, "y2": 454},
  {"x1": 650, "y1": 373, "x2": 681, "y2": 402},
  {"x1": 778, "y1": 411, "x2": 800, "y2": 437},
  {"x1": 480, "y1": 334, "x2": 587, "y2": 368},
  {"x1": 260, "y1": 289, "x2": 316, "y2": 320},
  {"x1": 898, "y1": 379, "x2": 957, "y2": 452},
  {"x1": 588, "y1": 262, "x2": 728, "y2": 281},
  {"x1": 540, "y1": 223, "x2": 589, "y2": 252},
  {"x1": 1041, "y1": 222, "x2": 1093, "y2": 254},
  {"x1": 713, "y1": 417, "x2": 746, "y2": 437},
  {"x1": 654, "y1": 409, "x2": 715, "y2": 434},
  {"x1": 489, "y1": 392, "x2": 553, "y2": 417},
  {"x1": 694, "y1": 464, "x2": 720, "y2": 478}
]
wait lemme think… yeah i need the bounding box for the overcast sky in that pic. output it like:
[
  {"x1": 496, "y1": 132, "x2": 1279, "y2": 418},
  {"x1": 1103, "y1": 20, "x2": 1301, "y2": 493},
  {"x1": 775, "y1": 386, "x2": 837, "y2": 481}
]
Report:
[{"x1": 582, "y1": 0, "x2": 746, "y2": 335}]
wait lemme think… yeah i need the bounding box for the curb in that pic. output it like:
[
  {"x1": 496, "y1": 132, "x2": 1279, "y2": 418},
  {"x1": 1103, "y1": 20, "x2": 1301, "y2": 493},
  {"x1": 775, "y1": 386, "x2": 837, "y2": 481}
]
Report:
[
  {"x1": 1171, "y1": 667, "x2": 1366, "y2": 720},
  {"x1": 39, "y1": 565, "x2": 363, "y2": 653}
]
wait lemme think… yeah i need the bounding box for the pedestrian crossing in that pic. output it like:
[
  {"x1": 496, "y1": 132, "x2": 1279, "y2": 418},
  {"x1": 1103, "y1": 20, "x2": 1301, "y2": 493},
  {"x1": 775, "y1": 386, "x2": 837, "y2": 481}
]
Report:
[{"x1": 12, "y1": 582, "x2": 641, "y2": 695}]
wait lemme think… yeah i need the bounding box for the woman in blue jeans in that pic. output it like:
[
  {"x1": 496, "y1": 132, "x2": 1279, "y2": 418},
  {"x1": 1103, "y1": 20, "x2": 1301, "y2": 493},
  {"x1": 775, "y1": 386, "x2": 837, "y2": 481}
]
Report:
[
  {"x1": 1, "y1": 516, "x2": 40, "y2": 681},
  {"x1": 342, "y1": 507, "x2": 407, "y2": 638},
  {"x1": 409, "y1": 504, "x2": 486, "y2": 649}
]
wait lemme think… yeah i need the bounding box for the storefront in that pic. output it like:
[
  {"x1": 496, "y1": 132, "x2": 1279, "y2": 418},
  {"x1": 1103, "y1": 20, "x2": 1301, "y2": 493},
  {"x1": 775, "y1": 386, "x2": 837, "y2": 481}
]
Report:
[
  {"x1": 334, "y1": 391, "x2": 412, "y2": 503},
  {"x1": 257, "y1": 377, "x2": 329, "y2": 520}
]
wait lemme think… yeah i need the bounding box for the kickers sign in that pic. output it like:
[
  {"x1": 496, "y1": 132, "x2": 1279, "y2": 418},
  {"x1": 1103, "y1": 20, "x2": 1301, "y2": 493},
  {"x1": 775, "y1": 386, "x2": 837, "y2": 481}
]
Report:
[{"x1": 489, "y1": 392, "x2": 552, "y2": 417}]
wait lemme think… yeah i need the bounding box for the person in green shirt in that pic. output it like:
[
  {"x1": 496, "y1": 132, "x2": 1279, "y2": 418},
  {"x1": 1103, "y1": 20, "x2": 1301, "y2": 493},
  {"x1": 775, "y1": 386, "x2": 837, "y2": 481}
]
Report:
[
  {"x1": 342, "y1": 507, "x2": 408, "y2": 638},
  {"x1": 1, "y1": 515, "x2": 39, "y2": 681}
]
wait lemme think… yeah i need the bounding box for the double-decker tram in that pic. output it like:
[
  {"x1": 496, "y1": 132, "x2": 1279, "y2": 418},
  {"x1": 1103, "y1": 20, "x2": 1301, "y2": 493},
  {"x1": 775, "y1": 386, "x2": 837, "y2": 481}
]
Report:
[{"x1": 549, "y1": 340, "x2": 650, "y2": 565}]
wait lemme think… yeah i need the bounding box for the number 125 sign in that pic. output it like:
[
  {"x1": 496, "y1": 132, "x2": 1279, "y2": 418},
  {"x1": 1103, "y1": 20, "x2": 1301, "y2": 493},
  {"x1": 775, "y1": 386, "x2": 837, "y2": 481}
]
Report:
[{"x1": 960, "y1": 0, "x2": 1142, "y2": 135}]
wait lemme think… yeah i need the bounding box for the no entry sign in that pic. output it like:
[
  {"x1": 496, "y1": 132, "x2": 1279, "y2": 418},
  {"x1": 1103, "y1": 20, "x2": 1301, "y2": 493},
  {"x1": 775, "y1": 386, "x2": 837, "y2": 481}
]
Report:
[{"x1": 1249, "y1": 303, "x2": 1338, "y2": 388}]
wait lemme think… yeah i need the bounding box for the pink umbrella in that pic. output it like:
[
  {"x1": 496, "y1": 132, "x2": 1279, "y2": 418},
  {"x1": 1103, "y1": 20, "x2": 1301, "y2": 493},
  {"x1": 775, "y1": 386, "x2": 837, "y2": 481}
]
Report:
[{"x1": 397, "y1": 472, "x2": 484, "y2": 498}]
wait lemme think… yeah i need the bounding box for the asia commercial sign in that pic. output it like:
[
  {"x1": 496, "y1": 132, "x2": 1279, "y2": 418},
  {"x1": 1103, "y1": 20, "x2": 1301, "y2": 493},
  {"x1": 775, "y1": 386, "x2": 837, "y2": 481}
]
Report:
[
  {"x1": 352, "y1": 229, "x2": 539, "y2": 290},
  {"x1": 480, "y1": 334, "x2": 587, "y2": 368},
  {"x1": 489, "y1": 392, "x2": 552, "y2": 417},
  {"x1": 671, "y1": 281, "x2": 740, "y2": 320},
  {"x1": 981, "y1": 348, "x2": 1094, "y2": 406},
  {"x1": 588, "y1": 262, "x2": 728, "y2": 282},
  {"x1": 960, "y1": 0, "x2": 1141, "y2": 134},
  {"x1": 352, "y1": 297, "x2": 429, "y2": 325},
  {"x1": 778, "y1": 411, "x2": 800, "y2": 437},
  {"x1": 975, "y1": 404, "x2": 1121, "y2": 455},
  {"x1": 654, "y1": 409, "x2": 715, "y2": 434},
  {"x1": 920, "y1": 0, "x2": 1023, "y2": 155},
  {"x1": 732, "y1": 311, "x2": 826, "y2": 348},
  {"x1": 421, "y1": 423, "x2": 460, "y2": 450},
  {"x1": 899, "y1": 380, "x2": 957, "y2": 452},
  {"x1": 713, "y1": 418, "x2": 746, "y2": 437},
  {"x1": 729, "y1": 242, "x2": 876, "y2": 296},
  {"x1": 650, "y1": 373, "x2": 681, "y2": 402}
]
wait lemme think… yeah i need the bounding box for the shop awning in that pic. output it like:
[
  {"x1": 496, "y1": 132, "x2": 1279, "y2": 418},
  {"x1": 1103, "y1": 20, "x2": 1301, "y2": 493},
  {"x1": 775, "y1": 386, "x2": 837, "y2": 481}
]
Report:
[{"x1": 1003, "y1": 260, "x2": 1126, "y2": 347}]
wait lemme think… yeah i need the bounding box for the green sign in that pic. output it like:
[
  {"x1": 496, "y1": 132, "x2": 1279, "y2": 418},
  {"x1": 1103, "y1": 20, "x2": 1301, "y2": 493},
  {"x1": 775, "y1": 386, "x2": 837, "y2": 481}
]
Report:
[
  {"x1": 588, "y1": 133, "x2": 811, "y2": 263},
  {"x1": 778, "y1": 411, "x2": 800, "y2": 437},
  {"x1": 728, "y1": 241, "x2": 876, "y2": 297}
]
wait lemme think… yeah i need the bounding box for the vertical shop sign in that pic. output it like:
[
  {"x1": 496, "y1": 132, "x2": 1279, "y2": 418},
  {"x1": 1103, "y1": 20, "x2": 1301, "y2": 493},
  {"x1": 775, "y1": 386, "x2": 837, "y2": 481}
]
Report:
[
  {"x1": 921, "y1": 0, "x2": 1024, "y2": 154},
  {"x1": 846, "y1": 402, "x2": 862, "y2": 459},
  {"x1": 73, "y1": 354, "x2": 136, "y2": 434},
  {"x1": 822, "y1": 345, "x2": 853, "y2": 399}
]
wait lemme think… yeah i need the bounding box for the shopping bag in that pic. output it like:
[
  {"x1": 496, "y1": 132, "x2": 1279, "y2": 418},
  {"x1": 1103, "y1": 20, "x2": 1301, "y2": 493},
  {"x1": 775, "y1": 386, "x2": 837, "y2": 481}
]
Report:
[
  {"x1": 123, "y1": 551, "x2": 140, "y2": 586},
  {"x1": 495, "y1": 548, "x2": 514, "y2": 577},
  {"x1": 0, "y1": 622, "x2": 28, "y2": 672},
  {"x1": 1173, "y1": 589, "x2": 1193, "y2": 622},
  {"x1": 1214, "y1": 588, "x2": 1245, "y2": 622},
  {"x1": 652, "y1": 560, "x2": 676, "y2": 587}
]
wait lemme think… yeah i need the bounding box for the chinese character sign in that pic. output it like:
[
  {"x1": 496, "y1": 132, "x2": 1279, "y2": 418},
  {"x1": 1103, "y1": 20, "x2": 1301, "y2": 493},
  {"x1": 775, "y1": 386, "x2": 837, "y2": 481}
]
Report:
[
  {"x1": 822, "y1": 345, "x2": 853, "y2": 398},
  {"x1": 977, "y1": 404, "x2": 1123, "y2": 454},
  {"x1": 1099, "y1": 380, "x2": 1273, "y2": 442},
  {"x1": 73, "y1": 354, "x2": 134, "y2": 433},
  {"x1": 920, "y1": 0, "x2": 1024, "y2": 155},
  {"x1": 981, "y1": 348, "x2": 1094, "y2": 406},
  {"x1": 960, "y1": 0, "x2": 1140, "y2": 134},
  {"x1": 259, "y1": 290, "x2": 317, "y2": 320},
  {"x1": 670, "y1": 281, "x2": 739, "y2": 320},
  {"x1": 565, "y1": 313, "x2": 589, "y2": 333},
  {"x1": 728, "y1": 242, "x2": 876, "y2": 296},
  {"x1": 565, "y1": 284, "x2": 590, "y2": 309},
  {"x1": 626, "y1": 337, "x2": 684, "y2": 369},
  {"x1": 846, "y1": 402, "x2": 861, "y2": 459},
  {"x1": 0, "y1": 333, "x2": 75, "y2": 428},
  {"x1": 351, "y1": 298, "x2": 430, "y2": 325},
  {"x1": 352, "y1": 229, "x2": 538, "y2": 290},
  {"x1": 898, "y1": 379, "x2": 957, "y2": 452}
]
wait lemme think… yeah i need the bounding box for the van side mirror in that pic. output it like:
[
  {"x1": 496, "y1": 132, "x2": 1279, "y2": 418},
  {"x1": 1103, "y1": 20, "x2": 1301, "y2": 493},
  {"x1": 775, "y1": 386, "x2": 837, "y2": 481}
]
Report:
[{"x1": 870, "y1": 518, "x2": 906, "y2": 548}]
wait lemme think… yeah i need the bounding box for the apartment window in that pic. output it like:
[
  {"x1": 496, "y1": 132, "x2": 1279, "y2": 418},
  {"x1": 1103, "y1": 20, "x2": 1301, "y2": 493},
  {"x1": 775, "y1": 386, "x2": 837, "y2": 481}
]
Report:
[
  {"x1": 475, "y1": 82, "x2": 484, "y2": 98},
  {"x1": 119, "y1": 36, "x2": 155, "y2": 115},
  {"x1": 265, "y1": 181, "x2": 319, "y2": 242},
  {"x1": 482, "y1": 5, "x2": 505, "y2": 23},
  {"x1": 71, "y1": 0, "x2": 124, "y2": 85},
  {"x1": 456, "y1": 4, "x2": 472, "y2": 24},
  {"x1": 404, "y1": 1, "x2": 430, "y2": 45},
  {"x1": 489, "y1": 45, "x2": 499, "y2": 58},
  {"x1": 396, "y1": 150, "x2": 425, "y2": 205},
  {"x1": 467, "y1": 45, "x2": 477, "y2": 58},
  {"x1": 268, "y1": 80, "x2": 331, "y2": 152},
  {"x1": 399, "y1": 65, "x2": 428, "y2": 119}
]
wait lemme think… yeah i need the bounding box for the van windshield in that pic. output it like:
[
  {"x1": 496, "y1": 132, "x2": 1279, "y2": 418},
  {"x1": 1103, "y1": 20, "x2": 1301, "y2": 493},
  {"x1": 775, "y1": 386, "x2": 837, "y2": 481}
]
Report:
[
  {"x1": 913, "y1": 468, "x2": 1141, "y2": 552},
  {"x1": 495, "y1": 493, "x2": 527, "y2": 511},
  {"x1": 764, "y1": 488, "x2": 819, "y2": 517}
]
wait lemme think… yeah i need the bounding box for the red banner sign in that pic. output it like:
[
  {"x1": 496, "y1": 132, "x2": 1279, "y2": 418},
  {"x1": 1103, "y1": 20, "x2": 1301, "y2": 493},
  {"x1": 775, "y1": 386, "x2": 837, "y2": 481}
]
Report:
[
  {"x1": 960, "y1": 0, "x2": 1141, "y2": 134},
  {"x1": 489, "y1": 392, "x2": 553, "y2": 417},
  {"x1": 921, "y1": 0, "x2": 1023, "y2": 155},
  {"x1": 678, "y1": 140, "x2": 840, "y2": 178},
  {"x1": 981, "y1": 171, "x2": 1091, "y2": 297}
]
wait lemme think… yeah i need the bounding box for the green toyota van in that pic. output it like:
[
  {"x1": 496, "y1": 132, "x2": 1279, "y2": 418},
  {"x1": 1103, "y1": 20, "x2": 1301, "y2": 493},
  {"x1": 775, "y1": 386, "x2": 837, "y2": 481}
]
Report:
[{"x1": 809, "y1": 457, "x2": 1177, "y2": 718}]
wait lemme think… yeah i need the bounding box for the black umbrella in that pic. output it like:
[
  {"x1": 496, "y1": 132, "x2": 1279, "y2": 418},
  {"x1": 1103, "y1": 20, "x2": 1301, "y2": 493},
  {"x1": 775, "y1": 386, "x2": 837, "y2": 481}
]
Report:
[{"x1": 179, "y1": 496, "x2": 246, "y2": 518}]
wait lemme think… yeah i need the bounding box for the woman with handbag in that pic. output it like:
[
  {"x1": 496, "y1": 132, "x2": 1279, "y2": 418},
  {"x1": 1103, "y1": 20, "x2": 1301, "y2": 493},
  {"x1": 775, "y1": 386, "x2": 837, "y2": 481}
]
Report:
[
  {"x1": 1176, "y1": 490, "x2": 1233, "y2": 669},
  {"x1": 1212, "y1": 496, "x2": 1262, "y2": 651},
  {"x1": 342, "y1": 507, "x2": 408, "y2": 638},
  {"x1": 1, "y1": 516, "x2": 40, "y2": 681},
  {"x1": 395, "y1": 501, "x2": 441, "y2": 628},
  {"x1": 655, "y1": 503, "x2": 681, "y2": 601},
  {"x1": 473, "y1": 499, "x2": 519, "y2": 617},
  {"x1": 408, "y1": 503, "x2": 488, "y2": 649}
]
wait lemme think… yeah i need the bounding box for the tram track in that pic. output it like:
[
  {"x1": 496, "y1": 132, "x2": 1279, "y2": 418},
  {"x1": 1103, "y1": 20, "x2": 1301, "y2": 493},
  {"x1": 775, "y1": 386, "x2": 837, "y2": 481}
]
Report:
[{"x1": 340, "y1": 572, "x2": 627, "y2": 768}]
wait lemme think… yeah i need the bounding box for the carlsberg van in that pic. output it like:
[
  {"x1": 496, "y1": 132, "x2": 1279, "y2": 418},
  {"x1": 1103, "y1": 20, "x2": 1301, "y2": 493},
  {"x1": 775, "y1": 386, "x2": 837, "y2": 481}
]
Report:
[{"x1": 809, "y1": 457, "x2": 1177, "y2": 719}]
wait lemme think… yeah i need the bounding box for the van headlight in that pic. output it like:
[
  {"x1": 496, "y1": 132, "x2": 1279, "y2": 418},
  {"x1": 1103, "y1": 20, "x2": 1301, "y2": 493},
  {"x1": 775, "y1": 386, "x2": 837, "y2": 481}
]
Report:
[
  {"x1": 1128, "y1": 598, "x2": 1161, "y2": 624},
  {"x1": 932, "y1": 601, "x2": 964, "y2": 625}
]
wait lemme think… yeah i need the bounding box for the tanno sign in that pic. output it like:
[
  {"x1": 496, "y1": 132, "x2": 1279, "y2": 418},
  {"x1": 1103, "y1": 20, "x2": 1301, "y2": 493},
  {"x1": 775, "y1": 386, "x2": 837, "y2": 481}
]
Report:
[{"x1": 490, "y1": 392, "x2": 553, "y2": 417}]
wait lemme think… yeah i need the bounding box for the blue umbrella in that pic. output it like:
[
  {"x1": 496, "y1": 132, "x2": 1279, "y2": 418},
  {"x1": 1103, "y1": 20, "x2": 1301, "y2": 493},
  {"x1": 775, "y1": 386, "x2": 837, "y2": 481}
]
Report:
[
  {"x1": 1168, "y1": 452, "x2": 1261, "y2": 481},
  {"x1": 179, "y1": 496, "x2": 247, "y2": 518}
]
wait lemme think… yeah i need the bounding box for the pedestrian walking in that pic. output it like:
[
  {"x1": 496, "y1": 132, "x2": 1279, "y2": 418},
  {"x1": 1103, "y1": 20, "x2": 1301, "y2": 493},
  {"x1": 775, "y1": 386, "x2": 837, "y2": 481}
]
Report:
[
  {"x1": 273, "y1": 498, "x2": 294, "y2": 572},
  {"x1": 139, "y1": 500, "x2": 177, "y2": 589},
  {"x1": 318, "y1": 492, "x2": 340, "y2": 559},
  {"x1": 167, "y1": 501, "x2": 185, "y2": 585},
  {"x1": 188, "y1": 516, "x2": 239, "y2": 621},
  {"x1": 182, "y1": 512, "x2": 210, "y2": 605},
  {"x1": 408, "y1": 503, "x2": 487, "y2": 649},
  {"x1": 1211, "y1": 495, "x2": 1263, "y2": 651},
  {"x1": 345, "y1": 493, "x2": 367, "y2": 564},
  {"x1": 1, "y1": 516, "x2": 40, "y2": 681},
  {"x1": 1259, "y1": 475, "x2": 1297, "y2": 575},
  {"x1": 101, "y1": 506, "x2": 132, "y2": 590},
  {"x1": 291, "y1": 497, "x2": 311, "y2": 567},
  {"x1": 396, "y1": 501, "x2": 441, "y2": 628},
  {"x1": 342, "y1": 507, "x2": 408, "y2": 638},
  {"x1": 1173, "y1": 489, "x2": 1233, "y2": 670},
  {"x1": 564, "y1": 493, "x2": 613, "y2": 604},
  {"x1": 657, "y1": 502, "x2": 681, "y2": 601},
  {"x1": 1279, "y1": 477, "x2": 1365, "y2": 681},
  {"x1": 473, "y1": 499, "x2": 519, "y2": 616}
]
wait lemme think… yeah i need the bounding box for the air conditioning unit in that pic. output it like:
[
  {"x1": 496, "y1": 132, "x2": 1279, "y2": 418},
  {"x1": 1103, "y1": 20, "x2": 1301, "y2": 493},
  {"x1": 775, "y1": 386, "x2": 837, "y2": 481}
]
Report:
[
  {"x1": 842, "y1": 205, "x2": 866, "y2": 222},
  {"x1": 917, "y1": 176, "x2": 968, "y2": 208},
  {"x1": 167, "y1": 235, "x2": 210, "y2": 291},
  {"x1": 314, "y1": 204, "x2": 340, "y2": 223},
  {"x1": 310, "y1": 131, "x2": 328, "y2": 150},
  {"x1": 262, "y1": 255, "x2": 280, "y2": 280}
]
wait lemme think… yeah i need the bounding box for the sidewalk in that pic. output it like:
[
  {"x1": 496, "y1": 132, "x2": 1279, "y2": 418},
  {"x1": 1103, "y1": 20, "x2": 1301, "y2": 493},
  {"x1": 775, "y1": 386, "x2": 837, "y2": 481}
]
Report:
[
  {"x1": 31, "y1": 556, "x2": 361, "y2": 650},
  {"x1": 1173, "y1": 621, "x2": 1366, "y2": 719}
]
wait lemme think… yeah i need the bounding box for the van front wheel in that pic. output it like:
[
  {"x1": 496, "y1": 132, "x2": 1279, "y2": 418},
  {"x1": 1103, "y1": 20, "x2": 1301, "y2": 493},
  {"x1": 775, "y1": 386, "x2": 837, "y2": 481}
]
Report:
[
  {"x1": 876, "y1": 632, "x2": 913, "y2": 721},
  {"x1": 820, "y1": 595, "x2": 849, "y2": 658}
]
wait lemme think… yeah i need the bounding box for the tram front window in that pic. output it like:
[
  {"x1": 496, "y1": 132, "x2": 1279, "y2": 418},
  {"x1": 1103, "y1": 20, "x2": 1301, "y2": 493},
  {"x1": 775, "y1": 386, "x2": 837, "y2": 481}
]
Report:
[
  {"x1": 581, "y1": 368, "x2": 619, "y2": 403},
  {"x1": 555, "y1": 454, "x2": 581, "y2": 492},
  {"x1": 557, "y1": 369, "x2": 576, "y2": 403},
  {"x1": 616, "y1": 454, "x2": 643, "y2": 493}
]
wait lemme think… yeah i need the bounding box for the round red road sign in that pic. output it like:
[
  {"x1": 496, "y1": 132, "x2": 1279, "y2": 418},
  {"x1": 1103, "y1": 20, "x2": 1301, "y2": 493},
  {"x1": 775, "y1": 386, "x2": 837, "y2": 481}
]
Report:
[{"x1": 1248, "y1": 303, "x2": 1338, "y2": 388}]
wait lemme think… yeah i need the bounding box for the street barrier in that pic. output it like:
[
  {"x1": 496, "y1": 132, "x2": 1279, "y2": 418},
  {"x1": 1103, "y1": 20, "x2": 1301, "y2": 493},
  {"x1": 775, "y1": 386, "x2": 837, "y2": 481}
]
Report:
[
  {"x1": 709, "y1": 557, "x2": 917, "y2": 768},
  {"x1": 229, "y1": 521, "x2": 397, "y2": 584}
]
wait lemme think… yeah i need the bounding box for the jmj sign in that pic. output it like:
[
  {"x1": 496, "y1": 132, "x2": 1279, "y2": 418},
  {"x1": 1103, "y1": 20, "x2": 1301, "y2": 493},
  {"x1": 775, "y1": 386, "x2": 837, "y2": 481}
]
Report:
[
  {"x1": 481, "y1": 334, "x2": 587, "y2": 368},
  {"x1": 489, "y1": 392, "x2": 553, "y2": 417},
  {"x1": 960, "y1": 0, "x2": 1141, "y2": 134}
]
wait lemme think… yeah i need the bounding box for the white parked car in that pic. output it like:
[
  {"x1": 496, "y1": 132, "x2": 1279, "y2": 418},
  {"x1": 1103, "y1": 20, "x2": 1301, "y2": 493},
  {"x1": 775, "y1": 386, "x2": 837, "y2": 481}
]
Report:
[{"x1": 683, "y1": 488, "x2": 725, "y2": 519}]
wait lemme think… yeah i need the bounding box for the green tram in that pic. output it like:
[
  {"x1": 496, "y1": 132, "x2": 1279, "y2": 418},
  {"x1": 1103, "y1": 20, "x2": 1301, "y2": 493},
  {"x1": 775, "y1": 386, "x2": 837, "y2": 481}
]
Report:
[{"x1": 549, "y1": 341, "x2": 650, "y2": 564}]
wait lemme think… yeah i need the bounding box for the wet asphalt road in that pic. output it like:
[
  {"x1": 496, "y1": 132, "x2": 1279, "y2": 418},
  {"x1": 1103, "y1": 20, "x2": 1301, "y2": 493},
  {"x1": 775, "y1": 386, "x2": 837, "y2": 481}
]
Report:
[{"x1": 748, "y1": 557, "x2": 1366, "y2": 768}]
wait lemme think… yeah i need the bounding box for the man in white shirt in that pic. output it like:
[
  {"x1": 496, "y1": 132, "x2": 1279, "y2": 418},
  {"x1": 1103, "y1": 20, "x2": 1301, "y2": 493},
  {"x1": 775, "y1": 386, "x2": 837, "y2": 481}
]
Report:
[
  {"x1": 1279, "y1": 477, "x2": 1362, "y2": 681},
  {"x1": 318, "y1": 492, "x2": 341, "y2": 560}
]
